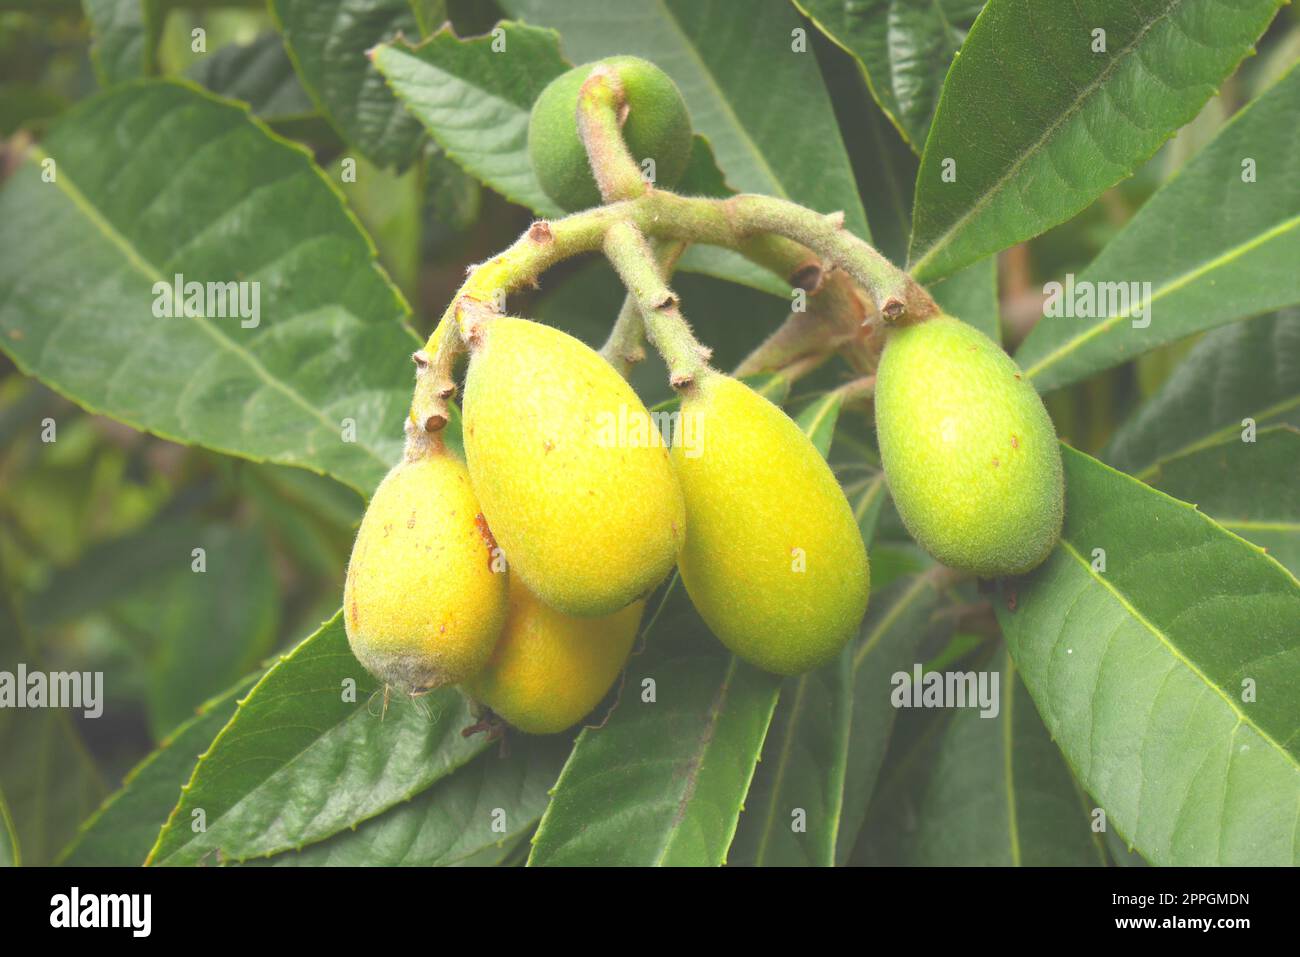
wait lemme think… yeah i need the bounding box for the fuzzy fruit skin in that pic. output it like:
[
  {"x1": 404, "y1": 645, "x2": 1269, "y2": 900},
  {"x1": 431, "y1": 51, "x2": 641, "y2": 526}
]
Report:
[
  {"x1": 527, "y1": 55, "x2": 692, "y2": 211},
  {"x1": 465, "y1": 581, "x2": 643, "y2": 734},
  {"x1": 463, "y1": 317, "x2": 684, "y2": 617},
  {"x1": 671, "y1": 373, "x2": 870, "y2": 676},
  {"x1": 343, "y1": 449, "x2": 507, "y2": 692},
  {"x1": 875, "y1": 315, "x2": 1064, "y2": 576}
]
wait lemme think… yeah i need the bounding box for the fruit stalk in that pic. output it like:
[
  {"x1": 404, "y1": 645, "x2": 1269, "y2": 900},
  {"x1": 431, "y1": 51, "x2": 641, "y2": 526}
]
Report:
[
  {"x1": 409, "y1": 190, "x2": 927, "y2": 428},
  {"x1": 574, "y1": 79, "x2": 666, "y2": 378},
  {"x1": 409, "y1": 320, "x2": 462, "y2": 434},
  {"x1": 722, "y1": 196, "x2": 936, "y2": 322},
  {"x1": 599, "y1": 238, "x2": 684, "y2": 376},
  {"x1": 573, "y1": 76, "x2": 691, "y2": 380},
  {"x1": 734, "y1": 270, "x2": 876, "y2": 382},
  {"x1": 603, "y1": 221, "x2": 711, "y2": 388},
  {"x1": 575, "y1": 66, "x2": 650, "y2": 204}
]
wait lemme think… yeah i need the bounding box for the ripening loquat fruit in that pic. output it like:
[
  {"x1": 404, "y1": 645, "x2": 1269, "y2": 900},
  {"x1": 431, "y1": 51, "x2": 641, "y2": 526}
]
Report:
[
  {"x1": 462, "y1": 317, "x2": 684, "y2": 618},
  {"x1": 671, "y1": 372, "x2": 870, "y2": 675},
  {"x1": 343, "y1": 441, "x2": 507, "y2": 692},
  {"x1": 464, "y1": 580, "x2": 643, "y2": 734}
]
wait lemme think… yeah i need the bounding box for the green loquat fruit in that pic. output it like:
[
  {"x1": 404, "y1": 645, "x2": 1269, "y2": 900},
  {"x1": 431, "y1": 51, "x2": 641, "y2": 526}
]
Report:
[
  {"x1": 874, "y1": 315, "x2": 1064, "y2": 577},
  {"x1": 527, "y1": 55, "x2": 692, "y2": 211}
]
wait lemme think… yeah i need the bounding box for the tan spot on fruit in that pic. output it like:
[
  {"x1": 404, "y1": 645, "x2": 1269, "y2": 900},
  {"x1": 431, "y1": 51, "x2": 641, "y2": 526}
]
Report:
[
  {"x1": 1011, "y1": 434, "x2": 1020, "y2": 450},
  {"x1": 473, "y1": 513, "x2": 498, "y2": 569}
]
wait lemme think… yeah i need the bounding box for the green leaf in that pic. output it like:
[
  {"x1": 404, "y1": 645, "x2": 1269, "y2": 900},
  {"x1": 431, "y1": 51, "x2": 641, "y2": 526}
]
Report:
[
  {"x1": 0, "y1": 80, "x2": 416, "y2": 497},
  {"x1": 677, "y1": 133, "x2": 732, "y2": 198},
  {"x1": 270, "y1": 0, "x2": 428, "y2": 168},
  {"x1": 251, "y1": 736, "x2": 568, "y2": 866},
  {"x1": 0, "y1": 787, "x2": 18, "y2": 867},
  {"x1": 84, "y1": 0, "x2": 163, "y2": 86},
  {"x1": 909, "y1": 0, "x2": 1285, "y2": 283},
  {"x1": 730, "y1": 572, "x2": 943, "y2": 866},
  {"x1": 25, "y1": 518, "x2": 210, "y2": 630},
  {"x1": 1017, "y1": 63, "x2": 1300, "y2": 390},
  {"x1": 796, "y1": 0, "x2": 982, "y2": 152},
  {"x1": 1105, "y1": 829, "x2": 1150, "y2": 866},
  {"x1": 848, "y1": 472, "x2": 888, "y2": 546},
  {"x1": 60, "y1": 677, "x2": 253, "y2": 867},
  {"x1": 527, "y1": 580, "x2": 782, "y2": 866},
  {"x1": 186, "y1": 31, "x2": 315, "y2": 120},
  {"x1": 997, "y1": 445, "x2": 1300, "y2": 865},
  {"x1": 497, "y1": 0, "x2": 870, "y2": 238},
  {"x1": 0, "y1": 566, "x2": 106, "y2": 866},
  {"x1": 929, "y1": 255, "x2": 999, "y2": 342},
  {"x1": 850, "y1": 709, "x2": 944, "y2": 865},
  {"x1": 372, "y1": 21, "x2": 789, "y2": 296},
  {"x1": 911, "y1": 647, "x2": 1106, "y2": 866},
  {"x1": 333, "y1": 152, "x2": 424, "y2": 299},
  {"x1": 794, "y1": 391, "x2": 843, "y2": 458},
  {"x1": 1103, "y1": 309, "x2": 1300, "y2": 478},
  {"x1": 1148, "y1": 426, "x2": 1300, "y2": 577},
  {"x1": 424, "y1": 143, "x2": 484, "y2": 233},
  {"x1": 810, "y1": 27, "x2": 1002, "y2": 341},
  {"x1": 407, "y1": 0, "x2": 446, "y2": 36},
  {"x1": 812, "y1": 31, "x2": 915, "y2": 266},
  {"x1": 113, "y1": 523, "x2": 280, "y2": 738},
  {"x1": 371, "y1": 23, "x2": 569, "y2": 217},
  {"x1": 147, "y1": 612, "x2": 487, "y2": 865}
]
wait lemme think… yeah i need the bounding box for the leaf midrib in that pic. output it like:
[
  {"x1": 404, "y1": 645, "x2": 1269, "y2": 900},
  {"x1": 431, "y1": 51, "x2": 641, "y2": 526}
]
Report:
[
  {"x1": 1132, "y1": 397, "x2": 1300, "y2": 481},
  {"x1": 1023, "y1": 213, "x2": 1300, "y2": 383},
  {"x1": 656, "y1": 655, "x2": 778, "y2": 866},
  {"x1": 909, "y1": 0, "x2": 1182, "y2": 276},
  {"x1": 852, "y1": 574, "x2": 932, "y2": 672},
  {"x1": 654, "y1": 0, "x2": 789, "y2": 202},
  {"x1": 1001, "y1": 650, "x2": 1022, "y2": 866},
  {"x1": 1059, "y1": 539, "x2": 1299, "y2": 773},
  {"x1": 749, "y1": 675, "x2": 809, "y2": 866},
  {"x1": 25, "y1": 147, "x2": 395, "y2": 480}
]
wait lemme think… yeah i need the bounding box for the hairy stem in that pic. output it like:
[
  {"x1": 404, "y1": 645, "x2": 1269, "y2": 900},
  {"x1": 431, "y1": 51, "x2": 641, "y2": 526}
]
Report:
[
  {"x1": 600, "y1": 238, "x2": 685, "y2": 376},
  {"x1": 723, "y1": 196, "x2": 934, "y2": 321},
  {"x1": 576, "y1": 66, "x2": 649, "y2": 204},
  {"x1": 603, "y1": 221, "x2": 711, "y2": 388},
  {"x1": 735, "y1": 270, "x2": 875, "y2": 382},
  {"x1": 410, "y1": 191, "x2": 933, "y2": 428}
]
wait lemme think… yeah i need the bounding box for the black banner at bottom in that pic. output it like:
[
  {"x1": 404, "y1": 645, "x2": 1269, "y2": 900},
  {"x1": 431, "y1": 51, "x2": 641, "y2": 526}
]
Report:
[{"x1": 0, "y1": 865, "x2": 1282, "y2": 942}]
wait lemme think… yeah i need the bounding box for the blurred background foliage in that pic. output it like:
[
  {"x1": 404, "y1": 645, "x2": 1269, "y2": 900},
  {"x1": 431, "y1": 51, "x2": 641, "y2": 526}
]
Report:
[{"x1": 0, "y1": 0, "x2": 1295, "y2": 865}]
